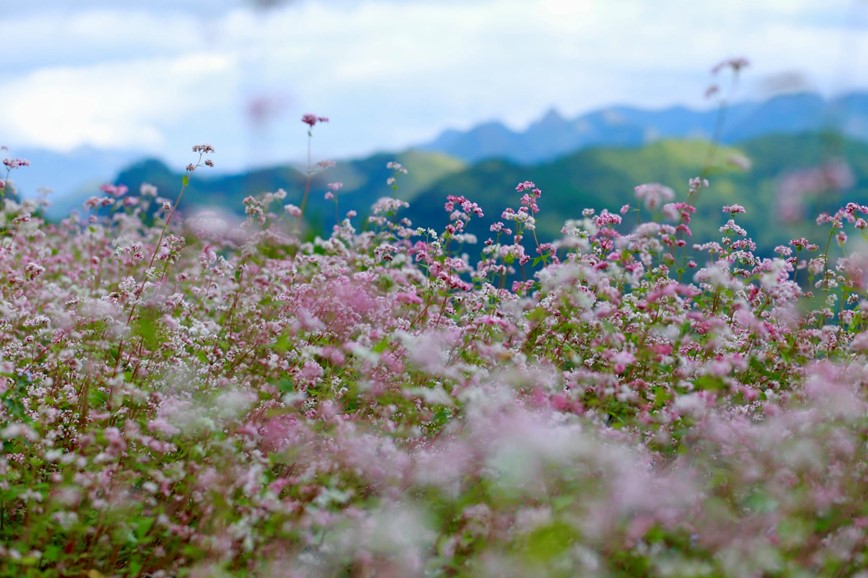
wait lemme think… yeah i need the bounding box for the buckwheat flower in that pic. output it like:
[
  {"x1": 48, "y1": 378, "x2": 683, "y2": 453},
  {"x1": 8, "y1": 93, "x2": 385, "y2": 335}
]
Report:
[
  {"x1": 301, "y1": 114, "x2": 329, "y2": 127},
  {"x1": 214, "y1": 389, "x2": 257, "y2": 420},
  {"x1": 520, "y1": 193, "x2": 540, "y2": 214},
  {"x1": 24, "y1": 261, "x2": 45, "y2": 279},
  {"x1": 1, "y1": 423, "x2": 40, "y2": 441},
  {"x1": 722, "y1": 204, "x2": 746, "y2": 214},
  {"x1": 285, "y1": 204, "x2": 302, "y2": 217},
  {"x1": 662, "y1": 203, "x2": 681, "y2": 221},
  {"x1": 610, "y1": 350, "x2": 636, "y2": 374},
  {"x1": 387, "y1": 161, "x2": 408, "y2": 174},
  {"x1": 694, "y1": 260, "x2": 739, "y2": 290},
  {"x1": 726, "y1": 153, "x2": 752, "y2": 171},
  {"x1": 705, "y1": 84, "x2": 720, "y2": 99},
  {"x1": 711, "y1": 56, "x2": 749, "y2": 75},
  {"x1": 52, "y1": 512, "x2": 79, "y2": 531},
  {"x1": 634, "y1": 183, "x2": 675, "y2": 211},
  {"x1": 100, "y1": 184, "x2": 128, "y2": 197},
  {"x1": 2, "y1": 158, "x2": 30, "y2": 169},
  {"x1": 720, "y1": 219, "x2": 747, "y2": 236},
  {"x1": 837, "y1": 250, "x2": 868, "y2": 291},
  {"x1": 808, "y1": 257, "x2": 826, "y2": 276},
  {"x1": 688, "y1": 177, "x2": 710, "y2": 195},
  {"x1": 515, "y1": 180, "x2": 536, "y2": 192},
  {"x1": 790, "y1": 237, "x2": 817, "y2": 251},
  {"x1": 777, "y1": 160, "x2": 854, "y2": 223},
  {"x1": 192, "y1": 144, "x2": 215, "y2": 153},
  {"x1": 103, "y1": 427, "x2": 125, "y2": 447}
]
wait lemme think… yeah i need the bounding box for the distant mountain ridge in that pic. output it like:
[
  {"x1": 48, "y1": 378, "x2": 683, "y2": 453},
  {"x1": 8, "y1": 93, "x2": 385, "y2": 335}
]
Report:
[
  {"x1": 417, "y1": 91, "x2": 868, "y2": 165},
  {"x1": 86, "y1": 131, "x2": 868, "y2": 264},
  {"x1": 24, "y1": 89, "x2": 868, "y2": 219},
  {"x1": 5, "y1": 145, "x2": 143, "y2": 203}
]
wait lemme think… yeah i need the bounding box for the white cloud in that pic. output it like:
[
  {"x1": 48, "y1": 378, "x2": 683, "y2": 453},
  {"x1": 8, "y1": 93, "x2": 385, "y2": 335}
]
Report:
[
  {"x1": 0, "y1": 0, "x2": 866, "y2": 168},
  {"x1": 0, "y1": 54, "x2": 236, "y2": 151}
]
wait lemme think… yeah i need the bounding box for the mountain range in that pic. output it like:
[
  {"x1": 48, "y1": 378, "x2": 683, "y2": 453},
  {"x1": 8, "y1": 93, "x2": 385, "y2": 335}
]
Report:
[
  {"x1": 10, "y1": 90, "x2": 868, "y2": 260},
  {"x1": 418, "y1": 91, "x2": 868, "y2": 165},
  {"x1": 6, "y1": 90, "x2": 867, "y2": 208},
  {"x1": 63, "y1": 131, "x2": 866, "y2": 264},
  {"x1": 5, "y1": 146, "x2": 143, "y2": 206}
]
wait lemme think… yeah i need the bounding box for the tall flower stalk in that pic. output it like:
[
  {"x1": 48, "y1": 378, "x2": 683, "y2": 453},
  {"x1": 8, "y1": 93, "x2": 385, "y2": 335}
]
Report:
[
  {"x1": 112, "y1": 145, "x2": 214, "y2": 375},
  {"x1": 299, "y1": 114, "x2": 329, "y2": 218}
]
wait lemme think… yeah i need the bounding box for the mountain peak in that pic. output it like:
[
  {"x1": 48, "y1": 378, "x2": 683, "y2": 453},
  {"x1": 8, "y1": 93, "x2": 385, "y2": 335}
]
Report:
[
  {"x1": 531, "y1": 108, "x2": 567, "y2": 129},
  {"x1": 542, "y1": 107, "x2": 565, "y2": 121},
  {"x1": 417, "y1": 90, "x2": 868, "y2": 165}
]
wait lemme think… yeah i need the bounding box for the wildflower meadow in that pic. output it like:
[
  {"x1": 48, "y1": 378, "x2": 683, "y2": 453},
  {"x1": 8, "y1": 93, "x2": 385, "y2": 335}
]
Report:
[{"x1": 1, "y1": 107, "x2": 867, "y2": 577}]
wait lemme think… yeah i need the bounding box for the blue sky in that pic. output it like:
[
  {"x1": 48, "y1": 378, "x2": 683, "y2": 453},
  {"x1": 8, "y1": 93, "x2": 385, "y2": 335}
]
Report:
[{"x1": 2, "y1": 0, "x2": 868, "y2": 171}]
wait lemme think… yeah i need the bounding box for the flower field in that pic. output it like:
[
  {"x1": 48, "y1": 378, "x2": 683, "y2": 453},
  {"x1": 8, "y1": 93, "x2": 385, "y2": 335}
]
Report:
[{"x1": 1, "y1": 123, "x2": 867, "y2": 577}]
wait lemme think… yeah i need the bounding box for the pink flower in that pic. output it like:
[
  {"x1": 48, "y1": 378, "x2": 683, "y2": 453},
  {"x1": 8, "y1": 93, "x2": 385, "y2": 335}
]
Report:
[
  {"x1": 610, "y1": 350, "x2": 636, "y2": 373},
  {"x1": 387, "y1": 161, "x2": 408, "y2": 174},
  {"x1": 688, "y1": 177, "x2": 710, "y2": 195},
  {"x1": 711, "y1": 57, "x2": 749, "y2": 74},
  {"x1": 285, "y1": 204, "x2": 302, "y2": 217},
  {"x1": 2, "y1": 158, "x2": 30, "y2": 169},
  {"x1": 722, "y1": 204, "x2": 746, "y2": 214},
  {"x1": 301, "y1": 114, "x2": 329, "y2": 127},
  {"x1": 634, "y1": 183, "x2": 675, "y2": 211},
  {"x1": 100, "y1": 184, "x2": 129, "y2": 197},
  {"x1": 515, "y1": 180, "x2": 536, "y2": 193}
]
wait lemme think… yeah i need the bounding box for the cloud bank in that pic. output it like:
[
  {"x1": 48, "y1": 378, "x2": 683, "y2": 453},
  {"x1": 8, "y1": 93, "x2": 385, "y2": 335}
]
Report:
[{"x1": 1, "y1": 0, "x2": 866, "y2": 169}]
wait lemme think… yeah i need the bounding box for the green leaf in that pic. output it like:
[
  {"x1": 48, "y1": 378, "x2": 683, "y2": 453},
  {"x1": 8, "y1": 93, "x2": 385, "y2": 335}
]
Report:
[
  {"x1": 274, "y1": 334, "x2": 292, "y2": 354},
  {"x1": 693, "y1": 375, "x2": 727, "y2": 392},
  {"x1": 276, "y1": 377, "x2": 295, "y2": 395},
  {"x1": 182, "y1": 174, "x2": 189, "y2": 187},
  {"x1": 652, "y1": 385, "x2": 672, "y2": 408},
  {"x1": 526, "y1": 306, "x2": 547, "y2": 323},
  {"x1": 42, "y1": 544, "x2": 62, "y2": 563},
  {"x1": 136, "y1": 516, "x2": 155, "y2": 540},
  {"x1": 132, "y1": 306, "x2": 162, "y2": 351},
  {"x1": 372, "y1": 337, "x2": 390, "y2": 354},
  {"x1": 524, "y1": 521, "x2": 580, "y2": 562}
]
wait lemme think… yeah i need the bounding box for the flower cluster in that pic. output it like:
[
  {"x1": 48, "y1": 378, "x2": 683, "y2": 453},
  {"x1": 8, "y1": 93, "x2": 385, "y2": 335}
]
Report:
[
  {"x1": 1, "y1": 136, "x2": 867, "y2": 577},
  {"x1": 635, "y1": 182, "x2": 675, "y2": 210},
  {"x1": 301, "y1": 114, "x2": 329, "y2": 127}
]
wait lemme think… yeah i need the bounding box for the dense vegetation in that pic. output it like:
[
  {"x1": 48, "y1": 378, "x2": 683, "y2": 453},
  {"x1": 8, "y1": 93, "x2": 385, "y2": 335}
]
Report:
[
  {"x1": 1, "y1": 117, "x2": 867, "y2": 577},
  {"x1": 98, "y1": 132, "x2": 868, "y2": 261}
]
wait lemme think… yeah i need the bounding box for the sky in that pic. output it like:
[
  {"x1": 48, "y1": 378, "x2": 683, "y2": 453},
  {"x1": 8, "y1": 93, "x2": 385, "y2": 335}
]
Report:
[{"x1": 2, "y1": 0, "x2": 868, "y2": 172}]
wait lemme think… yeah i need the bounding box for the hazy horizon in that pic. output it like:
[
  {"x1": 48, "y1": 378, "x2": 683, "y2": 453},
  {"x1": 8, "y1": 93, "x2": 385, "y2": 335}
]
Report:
[{"x1": 2, "y1": 0, "x2": 867, "y2": 172}]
